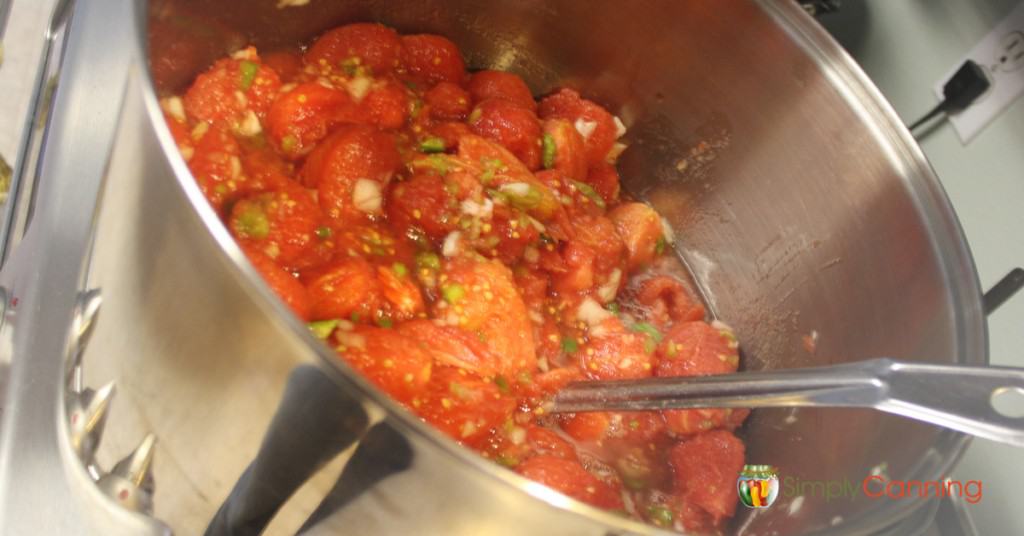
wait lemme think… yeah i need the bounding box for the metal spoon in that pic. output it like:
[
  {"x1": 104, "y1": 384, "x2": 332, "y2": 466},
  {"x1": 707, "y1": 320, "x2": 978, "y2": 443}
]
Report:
[{"x1": 552, "y1": 358, "x2": 1024, "y2": 447}]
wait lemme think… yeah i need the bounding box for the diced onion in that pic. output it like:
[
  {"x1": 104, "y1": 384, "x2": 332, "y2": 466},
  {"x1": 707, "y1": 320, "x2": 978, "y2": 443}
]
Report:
[
  {"x1": 660, "y1": 216, "x2": 676, "y2": 244},
  {"x1": 460, "y1": 197, "x2": 494, "y2": 219},
  {"x1": 596, "y1": 268, "x2": 622, "y2": 303},
  {"x1": 347, "y1": 76, "x2": 373, "y2": 102},
  {"x1": 336, "y1": 320, "x2": 355, "y2": 331},
  {"x1": 160, "y1": 96, "x2": 186, "y2": 123},
  {"x1": 442, "y1": 231, "x2": 461, "y2": 257},
  {"x1": 605, "y1": 142, "x2": 628, "y2": 163},
  {"x1": 509, "y1": 426, "x2": 527, "y2": 445},
  {"x1": 236, "y1": 110, "x2": 262, "y2": 137},
  {"x1": 613, "y1": 116, "x2": 627, "y2": 138},
  {"x1": 577, "y1": 297, "x2": 612, "y2": 327},
  {"x1": 229, "y1": 156, "x2": 242, "y2": 179},
  {"x1": 336, "y1": 331, "x2": 366, "y2": 350},
  {"x1": 574, "y1": 118, "x2": 598, "y2": 139},
  {"x1": 352, "y1": 179, "x2": 383, "y2": 213},
  {"x1": 498, "y1": 182, "x2": 530, "y2": 197},
  {"x1": 523, "y1": 246, "x2": 539, "y2": 264},
  {"x1": 230, "y1": 48, "x2": 258, "y2": 61}
]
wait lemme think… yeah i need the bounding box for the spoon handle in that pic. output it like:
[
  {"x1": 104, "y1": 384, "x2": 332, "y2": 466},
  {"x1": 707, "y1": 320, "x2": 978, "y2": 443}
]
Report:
[{"x1": 552, "y1": 358, "x2": 1024, "y2": 447}]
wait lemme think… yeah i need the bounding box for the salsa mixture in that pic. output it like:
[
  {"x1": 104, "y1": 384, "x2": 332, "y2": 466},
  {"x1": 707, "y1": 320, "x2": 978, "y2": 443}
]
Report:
[{"x1": 161, "y1": 22, "x2": 746, "y2": 534}]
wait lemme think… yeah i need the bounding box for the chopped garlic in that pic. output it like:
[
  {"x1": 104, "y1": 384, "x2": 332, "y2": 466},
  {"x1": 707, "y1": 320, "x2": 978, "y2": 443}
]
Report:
[
  {"x1": 660, "y1": 216, "x2": 676, "y2": 244},
  {"x1": 442, "y1": 231, "x2": 461, "y2": 257},
  {"x1": 613, "y1": 115, "x2": 627, "y2": 138},
  {"x1": 574, "y1": 118, "x2": 597, "y2": 139},
  {"x1": 577, "y1": 297, "x2": 612, "y2": 327},
  {"x1": 509, "y1": 426, "x2": 527, "y2": 445},
  {"x1": 596, "y1": 268, "x2": 622, "y2": 303},
  {"x1": 161, "y1": 96, "x2": 185, "y2": 123},
  {"x1": 352, "y1": 179, "x2": 383, "y2": 213},
  {"x1": 498, "y1": 182, "x2": 530, "y2": 197},
  {"x1": 236, "y1": 110, "x2": 262, "y2": 136},
  {"x1": 347, "y1": 76, "x2": 373, "y2": 102}
]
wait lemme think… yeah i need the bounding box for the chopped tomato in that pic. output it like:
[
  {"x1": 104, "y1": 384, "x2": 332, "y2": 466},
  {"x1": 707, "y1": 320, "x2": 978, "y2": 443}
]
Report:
[
  {"x1": 542, "y1": 119, "x2": 587, "y2": 181},
  {"x1": 376, "y1": 264, "x2": 425, "y2": 320},
  {"x1": 401, "y1": 34, "x2": 466, "y2": 84},
  {"x1": 242, "y1": 246, "x2": 311, "y2": 320},
  {"x1": 266, "y1": 82, "x2": 357, "y2": 159},
  {"x1": 636, "y1": 275, "x2": 706, "y2": 329},
  {"x1": 435, "y1": 256, "x2": 536, "y2": 377},
  {"x1": 668, "y1": 430, "x2": 745, "y2": 523},
  {"x1": 334, "y1": 325, "x2": 432, "y2": 404},
  {"x1": 360, "y1": 77, "x2": 410, "y2": 129},
  {"x1": 656, "y1": 321, "x2": 739, "y2": 378},
  {"x1": 456, "y1": 135, "x2": 562, "y2": 221},
  {"x1": 227, "y1": 185, "x2": 331, "y2": 271},
  {"x1": 584, "y1": 162, "x2": 621, "y2": 206},
  {"x1": 305, "y1": 23, "x2": 403, "y2": 75},
  {"x1": 396, "y1": 320, "x2": 504, "y2": 376},
  {"x1": 188, "y1": 122, "x2": 242, "y2": 212},
  {"x1": 386, "y1": 172, "x2": 458, "y2": 245},
  {"x1": 261, "y1": 50, "x2": 304, "y2": 83},
  {"x1": 468, "y1": 98, "x2": 543, "y2": 170},
  {"x1": 538, "y1": 88, "x2": 618, "y2": 167},
  {"x1": 579, "y1": 317, "x2": 653, "y2": 380},
  {"x1": 425, "y1": 81, "x2": 472, "y2": 121},
  {"x1": 304, "y1": 256, "x2": 383, "y2": 321},
  {"x1": 609, "y1": 202, "x2": 664, "y2": 271},
  {"x1": 663, "y1": 408, "x2": 749, "y2": 436},
  {"x1": 516, "y1": 456, "x2": 624, "y2": 509},
  {"x1": 302, "y1": 125, "x2": 400, "y2": 224},
  {"x1": 467, "y1": 70, "x2": 536, "y2": 111},
  {"x1": 183, "y1": 48, "x2": 281, "y2": 126},
  {"x1": 416, "y1": 366, "x2": 515, "y2": 447}
]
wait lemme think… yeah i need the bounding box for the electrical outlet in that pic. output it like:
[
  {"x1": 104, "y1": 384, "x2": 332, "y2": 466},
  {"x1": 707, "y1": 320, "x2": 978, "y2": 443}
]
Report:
[{"x1": 934, "y1": 2, "x2": 1024, "y2": 143}]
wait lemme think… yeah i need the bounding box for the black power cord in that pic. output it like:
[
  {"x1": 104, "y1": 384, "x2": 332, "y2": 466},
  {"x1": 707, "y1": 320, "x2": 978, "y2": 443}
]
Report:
[{"x1": 908, "y1": 60, "x2": 990, "y2": 133}]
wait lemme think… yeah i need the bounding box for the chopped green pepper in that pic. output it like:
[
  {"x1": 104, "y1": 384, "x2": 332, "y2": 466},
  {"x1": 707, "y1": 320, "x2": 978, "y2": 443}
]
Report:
[
  {"x1": 630, "y1": 322, "x2": 663, "y2": 354},
  {"x1": 655, "y1": 236, "x2": 667, "y2": 255},
  {"x1": 315, "y1": 226, "x2": 332, "y2": 240},
  {"x1": 234, "y1": 205, "x2": 270, "y2": 239},
  {"x1": 281, "y1": 134, "x2": 299, "y2": 153},
  {"x1": 419, "y1": 136, "x2": 446, "y2": 153},
  {"x1": 494, "y1": 375, "x2": 510, "y2": 393},
  {"x1": 441, "y1": 283, "x2": 466, "y2": 304},
  {"x1": 561, "y1": 337, "x2": 579, "y2": 354},
  {"x1": 308, "y1": 319, "x2": 339, "y2": 339},
  {"x1": 376, "y1": 316, "x2": 394, "y2": 328},
  {"x1": 416, "y1": 251, "x2": 442, "y2": 271},
  {"x1": 646, "y1": 505, "x2": 674, "y2": 528},
  {"x1": 392, "y1": 262, "x2": 408, "y2": 277},
  {"x1": 542, "y1": 134, "x2": 557, "y2": 169},
  {"x1": 239, "y1": 60, "x2": 259, "y2": 90},
  {"x1": 570, "y1": 180, "x2": 606, "y2": 209}
]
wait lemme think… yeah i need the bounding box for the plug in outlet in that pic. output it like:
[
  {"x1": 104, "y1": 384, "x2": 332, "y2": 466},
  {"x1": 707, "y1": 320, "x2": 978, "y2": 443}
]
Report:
[
  {"x1": 998, "y1": 31, "x2": 1024, "y2": 73},
  {"x1": 934, "y1": 2, "x2": 1024, "y2": 143}
]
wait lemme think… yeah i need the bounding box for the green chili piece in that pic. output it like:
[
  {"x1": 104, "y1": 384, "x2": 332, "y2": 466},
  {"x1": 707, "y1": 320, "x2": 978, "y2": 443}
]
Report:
[
  {"x1": 561, "y1": 337, "x2": 579, "y2": 354},
  {"x1": 315, "y1": 226, "x2": 332, "y2": 240},
  {"x1": 235, "y1": 206, "x2": 269, "y2": 239},
  {"x1": 392, "y1": 262, "x2": 408, "y2": 277},
  {"x1": 239, "y1": 60, "x2": 259, "y2": 90},
  {"x1": 441, "y1": 283, "x2": 466, "y2": 304},
  {"x1": 542, "y1": 133, "x2": 557, "y2": 169},
  {"x1": 570, "y1": 180, "x2": 606, "y2": 209},
  {"x1": 419, "y1": 136, "x2": 446, "y2": 153},
  {"x1": 308, "y1": 319, "x2": 339, "y2": 339}
]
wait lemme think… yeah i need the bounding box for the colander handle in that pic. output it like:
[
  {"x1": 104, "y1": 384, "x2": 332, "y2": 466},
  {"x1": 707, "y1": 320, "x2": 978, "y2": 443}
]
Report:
[{"x1": 552, "y1": 358, "x2": 1024, "y2": 447}]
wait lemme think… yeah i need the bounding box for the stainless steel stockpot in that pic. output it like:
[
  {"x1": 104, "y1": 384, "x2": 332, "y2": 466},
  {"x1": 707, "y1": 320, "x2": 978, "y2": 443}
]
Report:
[{"x1": 0, "y1": 1, "x2": 985, "y2": 535}]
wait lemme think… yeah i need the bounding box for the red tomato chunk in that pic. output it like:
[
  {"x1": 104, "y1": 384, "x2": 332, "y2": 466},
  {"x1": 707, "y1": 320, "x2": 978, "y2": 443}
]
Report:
[{"x1": 166, "y1": 22, "x2": 748, "y2": 533}]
